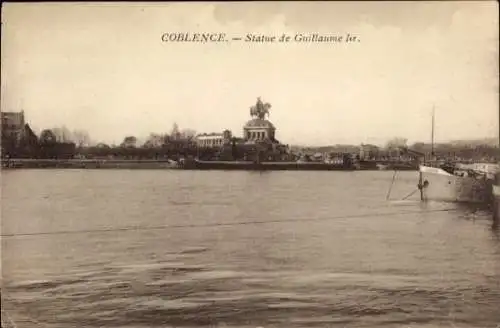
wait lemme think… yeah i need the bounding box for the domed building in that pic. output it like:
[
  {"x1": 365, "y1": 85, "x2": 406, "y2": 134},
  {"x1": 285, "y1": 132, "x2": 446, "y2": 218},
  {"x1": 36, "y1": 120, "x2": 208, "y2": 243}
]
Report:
[
  {"x1": 195, "y1": 97, "x2": 290, "y2": 161},
  {"x1": 238, "y1": 97, "x2": 289, "y2": 161},
  {"x1": 243, "y1": 118, "x2": 276, "y2": 143}
]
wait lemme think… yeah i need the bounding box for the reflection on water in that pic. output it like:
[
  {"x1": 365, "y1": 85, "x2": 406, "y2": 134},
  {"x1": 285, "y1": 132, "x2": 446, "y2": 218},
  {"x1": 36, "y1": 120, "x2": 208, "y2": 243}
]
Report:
[{"x1": 1, "y1": 170, "x2": 499, "y2": 328}]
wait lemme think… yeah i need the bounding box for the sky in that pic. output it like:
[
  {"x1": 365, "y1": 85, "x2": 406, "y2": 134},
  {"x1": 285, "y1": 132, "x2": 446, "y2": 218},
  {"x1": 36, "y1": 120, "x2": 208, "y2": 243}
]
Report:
[{"x1": 1, "y1": 1, "x2": 498, "y2": 146}]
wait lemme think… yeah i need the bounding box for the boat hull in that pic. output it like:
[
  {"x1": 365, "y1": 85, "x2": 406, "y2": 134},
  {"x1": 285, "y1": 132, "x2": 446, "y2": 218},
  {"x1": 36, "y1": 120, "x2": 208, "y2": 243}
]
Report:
[
  {"x1": 419, "y1": 165, "x2": 493, "y2": 204},
  {"x1": 357, "y1": 160, "x2": 418, "y2": 171},
  {"x1": 182, "y1": 160, "x2": 355, "y2": 171},
  {"x1": 493, "y1": 171, "x2": 500, "y2": 223}
]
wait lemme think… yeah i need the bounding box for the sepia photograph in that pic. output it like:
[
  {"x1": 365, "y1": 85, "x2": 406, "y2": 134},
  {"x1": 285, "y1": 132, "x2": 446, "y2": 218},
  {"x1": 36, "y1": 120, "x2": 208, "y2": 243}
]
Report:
[{"x1": 1, "y1": 1, "x2": 499, "y2": 327}]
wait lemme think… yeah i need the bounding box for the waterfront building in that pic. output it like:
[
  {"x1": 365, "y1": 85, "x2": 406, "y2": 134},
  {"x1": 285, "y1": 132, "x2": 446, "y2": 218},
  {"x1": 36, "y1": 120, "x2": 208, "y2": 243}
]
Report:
[
  {"x1": 196, "y1": 98, "x2": 279, "y2": 148},
  {"x1": 1, "y1": 110, "x2": 41, "y2": 158},
  {"x1": 240, "y1": 97, "x2": 290, "y2": 161},
  {"x1": 1, "y1": 110, "x2": 26, "y2": 144},
  {"x1": 196, "y1": 130, "x2": 232, "y2": 148},
  {"x1": 359, "y1": 144, "x2": 380, "y2": 160},
  {"x1": 195, "y1": 98, "x2": 289, "y2": 161}
]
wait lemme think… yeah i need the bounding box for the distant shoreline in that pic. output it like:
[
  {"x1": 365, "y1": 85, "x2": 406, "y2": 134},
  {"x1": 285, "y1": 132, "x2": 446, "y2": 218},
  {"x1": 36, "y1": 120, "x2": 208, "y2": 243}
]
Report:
[
  {"x1": 0, "y1": 158, "x2": 421, "y2": 171},
  {"x1": 1, "y1": 159, "x2": 180, "y2": 170}
]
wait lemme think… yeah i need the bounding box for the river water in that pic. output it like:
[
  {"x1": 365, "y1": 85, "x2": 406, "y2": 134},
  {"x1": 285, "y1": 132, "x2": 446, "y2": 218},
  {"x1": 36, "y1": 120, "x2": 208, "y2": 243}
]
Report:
[{"x1": 1, "y1": 169, "x2": 499, "y2": 328}]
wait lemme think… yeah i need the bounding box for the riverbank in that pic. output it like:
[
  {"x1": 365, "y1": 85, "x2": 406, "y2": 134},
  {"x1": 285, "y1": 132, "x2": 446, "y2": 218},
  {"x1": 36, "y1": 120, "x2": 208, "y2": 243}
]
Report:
[
  {"x1": 1, "y1": 158, "x2": 419, "y2": 171},
  {"x1": 1, "y1": 159, "x2": 180, "y2": 170}
]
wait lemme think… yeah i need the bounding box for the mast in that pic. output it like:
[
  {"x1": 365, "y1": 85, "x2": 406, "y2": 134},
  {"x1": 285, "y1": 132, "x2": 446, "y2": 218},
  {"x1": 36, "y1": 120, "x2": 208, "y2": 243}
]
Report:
[
  {"x1": 418, "y1": 106, "x2": 435, "y2": 201},
  {"x1": 431, "y1": 106, "x2": 435, "y2": 159}
]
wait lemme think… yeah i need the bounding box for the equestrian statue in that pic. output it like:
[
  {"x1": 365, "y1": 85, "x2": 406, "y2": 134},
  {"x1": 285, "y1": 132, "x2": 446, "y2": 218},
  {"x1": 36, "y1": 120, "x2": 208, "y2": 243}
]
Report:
[{"x1": 249, "y1": 97, "x2": 271, "y2": 120}]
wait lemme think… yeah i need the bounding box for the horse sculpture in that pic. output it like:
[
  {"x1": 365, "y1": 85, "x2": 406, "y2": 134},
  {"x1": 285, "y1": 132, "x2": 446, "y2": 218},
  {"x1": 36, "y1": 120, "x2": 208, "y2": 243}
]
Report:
[{"x1": 250, "y1": 97, "x2": 271, "y2": 120}]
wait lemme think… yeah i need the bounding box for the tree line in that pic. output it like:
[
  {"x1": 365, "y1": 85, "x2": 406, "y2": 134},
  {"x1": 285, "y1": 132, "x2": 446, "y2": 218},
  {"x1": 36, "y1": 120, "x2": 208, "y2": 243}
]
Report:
[
  {"x1": 2, "y1": 125, "x2": 498, "y2": 161},
  {"x1": 1, "y1": 123, "x2": 205, "y2": 160}
]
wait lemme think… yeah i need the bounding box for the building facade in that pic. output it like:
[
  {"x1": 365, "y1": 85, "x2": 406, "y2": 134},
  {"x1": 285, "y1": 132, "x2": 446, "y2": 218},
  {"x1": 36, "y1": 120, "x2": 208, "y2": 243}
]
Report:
[
  {"x1": 196, "y1": 130, "x2": 232, "y2": 148},
  {"x1": 1, "y1": 111, "x2": 26, "y2": 144},
  {"x1": 243, "y1": 118, "x2": 276, "y2": 143},
  {"x1": 194, "y1": 98, "x2": 289, "y2": 162},
  {"x1": 359, "y1": 144, "x2": 380, "y2": 160}
]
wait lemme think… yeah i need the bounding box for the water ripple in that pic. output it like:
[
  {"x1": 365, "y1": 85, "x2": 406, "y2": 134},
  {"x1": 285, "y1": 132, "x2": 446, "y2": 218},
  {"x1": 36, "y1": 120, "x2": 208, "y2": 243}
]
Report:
[{"x1": 2, "y1": 170, "x2": 500, "y2": 327}]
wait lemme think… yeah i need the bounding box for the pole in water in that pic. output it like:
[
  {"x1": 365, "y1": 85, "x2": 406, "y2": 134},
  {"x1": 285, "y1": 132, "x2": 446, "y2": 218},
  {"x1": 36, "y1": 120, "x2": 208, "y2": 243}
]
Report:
[
  {"x1": 418, "y1": 170, "x2": 424, "y2": 201},
  {"x1": 386, "y1": 170, "x2": 398, "y2": 200},
  {"x1": 402, "y1": 189, "x2": 418, "y2": 200}
]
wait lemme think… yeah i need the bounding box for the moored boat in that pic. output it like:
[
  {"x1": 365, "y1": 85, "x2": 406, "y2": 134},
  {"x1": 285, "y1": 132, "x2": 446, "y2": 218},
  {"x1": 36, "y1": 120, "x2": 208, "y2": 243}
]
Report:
[
  {"x1": 418, "y1": 163, "x2": 495, "y2": 204},
  {"x1": 493, "y1": 171, "x2": 500, "y2": 225},
  {"x1": 415, "y1": 107, "x2": 497, "y2": 205}
]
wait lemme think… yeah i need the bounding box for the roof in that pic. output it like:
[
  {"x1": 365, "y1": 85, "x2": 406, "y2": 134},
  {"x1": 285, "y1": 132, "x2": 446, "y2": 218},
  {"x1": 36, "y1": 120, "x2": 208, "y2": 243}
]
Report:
[
  {"x1": 244, "y1": 118, "x2": 276, "y2": 129},
  {"x1": 398, "y1": 147, "x2": 425, "y2": 156},
  {"x1": 196, "y1": 132, "x2": 224, "y2": 137}
]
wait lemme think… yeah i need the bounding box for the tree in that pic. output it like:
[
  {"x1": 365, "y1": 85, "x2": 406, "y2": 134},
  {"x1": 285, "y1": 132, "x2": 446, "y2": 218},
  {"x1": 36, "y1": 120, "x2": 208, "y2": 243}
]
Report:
[
  {"x1": 410, "y1": 142, "x2": 426, "y2": 154},
  {"x1": 39, "y1": 129, "x2": 57, "y2": 144},
  {"x1": 121, "y1": 136, "x2": 137, "y2": 148},
  {"x1": 38, "y1": 129, "x2": 77, "y2": 159},
  {"x1": 17, "y1": 124, "x2": 40, "y2": 158},
  {"x1": 143, "y1": 133, "x2": 165, "y2": 148},
  {"x1": 162, "y1": 134, "x2": 171, "y2": 145},
  {"x1": 72, "y1": 130, "x2": 92, "y2": 147},
  {"x1": 385, "y1": 137, "x2": 408, "y2": 150},
  {"x1": 170, "y1": 123, "x2": 181, "y2": 140},
  {"x1": 1, "y1": 128, "x2": 16, "y2": 158},
  {"x1": 51, "y1": 126, "x2": 72, "y2": 143},
  {"x1": 180, "y1": 128, "x2": 197, "y2": 140}
]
